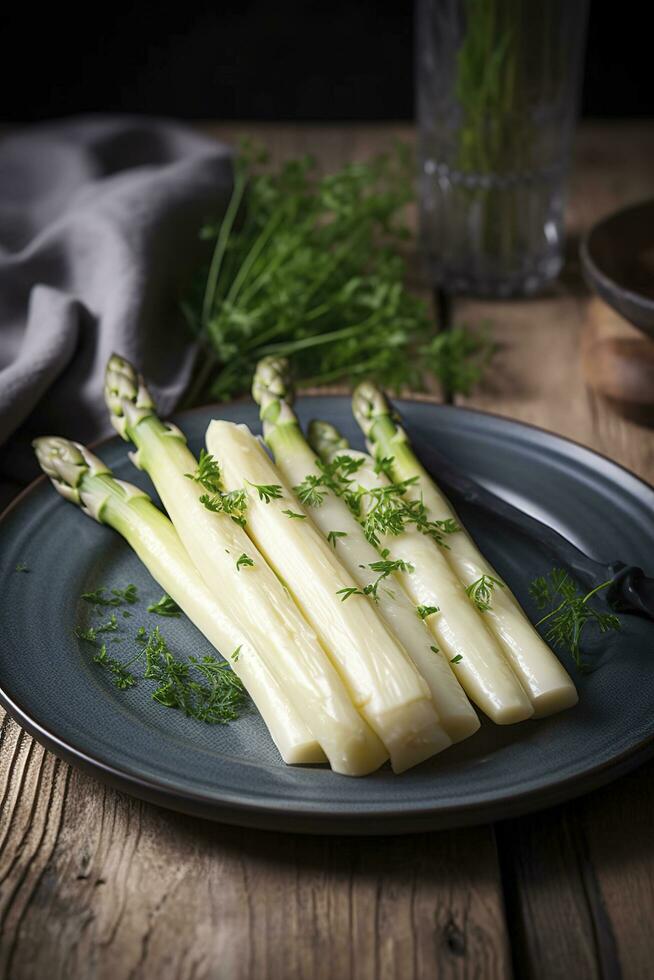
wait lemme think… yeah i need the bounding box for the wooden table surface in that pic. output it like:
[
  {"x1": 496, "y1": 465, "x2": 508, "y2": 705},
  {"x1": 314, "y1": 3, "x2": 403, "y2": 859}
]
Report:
[{"x1": 2, "y1": 121, "x2": 654, "y2": 980}]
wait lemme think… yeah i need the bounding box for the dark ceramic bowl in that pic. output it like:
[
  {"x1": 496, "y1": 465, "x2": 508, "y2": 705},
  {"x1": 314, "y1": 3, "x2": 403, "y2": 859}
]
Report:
[{"x1": 581, "y1": 199, "x2": 654, "y2": 338}]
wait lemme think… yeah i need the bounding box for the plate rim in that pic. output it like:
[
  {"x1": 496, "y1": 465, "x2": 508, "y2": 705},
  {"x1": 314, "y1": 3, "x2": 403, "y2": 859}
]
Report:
[{"x1": 2, "y1": 394, "x2": 654, "y2": 834}]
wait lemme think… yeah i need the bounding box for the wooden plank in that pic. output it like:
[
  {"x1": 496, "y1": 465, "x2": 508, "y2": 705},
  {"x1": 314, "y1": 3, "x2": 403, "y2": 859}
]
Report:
[
  {"x1": 0, "y1": 124, "x2": 511, "y2": 980},
  {"x1": 0, "y1": 707, "x2": 511, "y2": 980},
  {"x1": 457, "y1": 121, "x2": 654, "y2": 980}
]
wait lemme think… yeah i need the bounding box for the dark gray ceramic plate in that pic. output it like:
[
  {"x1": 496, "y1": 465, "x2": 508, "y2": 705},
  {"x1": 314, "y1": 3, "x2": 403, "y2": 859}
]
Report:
[{"x1": 1, "y1": 397, "x2": 653, "y2": 834}]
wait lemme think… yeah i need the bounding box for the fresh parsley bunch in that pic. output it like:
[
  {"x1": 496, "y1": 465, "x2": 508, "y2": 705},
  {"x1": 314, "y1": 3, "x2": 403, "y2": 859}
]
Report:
[{"x1": 183, "y1": 144, "x2": 493, "y2": 403}]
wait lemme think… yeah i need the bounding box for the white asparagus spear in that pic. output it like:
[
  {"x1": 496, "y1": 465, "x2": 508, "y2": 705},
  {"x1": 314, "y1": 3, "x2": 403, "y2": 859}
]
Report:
[
  {"x1": 33, "y1": 437, "x2": 324, "y2": 765},
  {"x1": 104, "y1": 355, "x2": 387, "y2": 776},
  {"x1": 309, "y1": 424, "x2": 535, "y2": 726},
  {"x1": 251, "y1": 356, "x2": 479, "y2": 743},
  {"x1": 352, "y1": 383, "x2": 578, "y2": 717},
  {"x1": 206, "y1": 419, "x2": 453, "y2": 772}
]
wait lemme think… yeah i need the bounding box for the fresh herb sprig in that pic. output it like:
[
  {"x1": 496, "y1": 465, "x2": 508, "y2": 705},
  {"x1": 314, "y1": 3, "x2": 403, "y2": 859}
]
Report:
[
  {"x1": 529, "y1": 568, "x2": 621, "y2": 668},
  {"x1": 335, "y1": 550, "x2": 414, "y2": 603},
  {"x1": 293, "y1": 474, "x2": 328, "y2": 508},
  {"x1": 466, "y1": 575, "x2": 504, "y2": 612},
  {"x1": 247, "y1": 481, "x2": 283, "y2": 504},
  {"x1": 184, "y1": 146, "x2": 494, "y2": 403},
  {"x1": 186, "y1": 449, "x2": 223, "y2": 493},
  {"x1": 364, "y1": 551, "x2": 414, "y2": 600},
  {"x1": 199, "y1": 489, "x2": 248, "y2": 527}
]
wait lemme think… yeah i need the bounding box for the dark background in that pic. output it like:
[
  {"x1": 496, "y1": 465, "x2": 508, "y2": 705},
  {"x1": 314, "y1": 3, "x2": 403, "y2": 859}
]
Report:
[{"x1": 1, "y1": 1, "x2": 652, "y2": 121}]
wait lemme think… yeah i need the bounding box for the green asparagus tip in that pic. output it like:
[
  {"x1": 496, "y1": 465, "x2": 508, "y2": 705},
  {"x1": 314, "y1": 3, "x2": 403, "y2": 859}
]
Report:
[
  {"x1": 33, "y1": 437, "x2": 109, "y2": 505},
  {"x1": 34, "y1": 435, "x2": 148, "y2": 522},
  {"x1": 251, "y1": 355, "x2": 298, "y2": 431},
  {"x1": 351, "y1": 382, "x2": 391, "y2": 438},
  {"x1": 104, "y1": 353, "x2": 155, "y2": 441},
  {"x1": 307, "y1": 420, "x2": 350, "y2": 459},
  {"x1": 252, "y1": 355, "x2": 293, "y2": 406}
]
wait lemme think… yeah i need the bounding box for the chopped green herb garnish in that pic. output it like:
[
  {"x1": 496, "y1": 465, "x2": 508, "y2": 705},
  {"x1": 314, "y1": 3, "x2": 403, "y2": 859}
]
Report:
[
  {"x1": 465, "y1": 575, "x2": 504, "y2": 612},
  {"x1": 529, "y1": 567, "x2": 621, "y2": 668},
  {"x1": 75, "y1": 613, "x2": 120, "y2": 643},
  {"x1": 282, "y1": 509, "x2": 307, "y2": 520},
  {"x1": 294, "y1": 457, "x2": 365, "y2": 509},
  {"x1": 230, "y1": 645, "x2": 242, "y2": 662},
  {"x1": 199, "y1": 487, "x2": 248, "y2": 527},
  {"x1": 186, "y1": 449, "x2": 223, "y2": 493},
  {"x1": 450, "y1": 654, "x2": 463, "y2": 664},
  {"x1": 373, "y1": 456, "x2": 395, "y2": 479},
  {"x1": 417, "y1": 605, "x2": 439, "y2": 620},
  {"x1": 362, "y1": 549, "x2": 414, "y2": 600},
  {"x1": 188, "y1": 452, "x2": 248, "y2": 526},
  {"x1": 148, "y1": 594, "x2": 182, "y2": 617},
  {"x1": 247, "y1": 481, "x2": 283, "y2": 504},
  {"x1": 140, "y1": 626, "x2": 247, "y2": 723},
  {"x1": 236, "y1": 553, "x2": 255, "y2": 571},
  {"x1": 336, "y1": 586, "x2": 365, "y2": 602},
  {"x1": 81, "y1": 584, "x2": 138, "y2": 607},
  {"x1": 327, "y1": 530, "x2": 347, "y2": 548},
  {"x1": 14, "y1": 562, "x2": 29, "y2": 573},
  {"x1": 430, "y1": 645, "x2": 440, "y2": 655},
  {"x1": 293, "y1": 474, "x2": 327, "y2": 508},
  {"x1": 92, "y1": 643, "x2": 138, "y2": 689},
  {"x1": 319, "y1": 458, "x2": 458, "y2": 548}
]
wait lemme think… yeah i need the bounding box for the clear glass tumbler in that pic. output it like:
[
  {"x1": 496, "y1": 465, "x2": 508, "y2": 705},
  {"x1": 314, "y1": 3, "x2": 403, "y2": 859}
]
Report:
[{"x1": 416, "y1": 0, "x2": 589, "y2": 297}]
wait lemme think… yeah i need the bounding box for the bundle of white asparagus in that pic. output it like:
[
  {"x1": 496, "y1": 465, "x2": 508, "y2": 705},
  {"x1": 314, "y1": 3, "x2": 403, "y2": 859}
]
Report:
[{"x1": 32, "y1": 353, "x2": 577, "y2": 777}]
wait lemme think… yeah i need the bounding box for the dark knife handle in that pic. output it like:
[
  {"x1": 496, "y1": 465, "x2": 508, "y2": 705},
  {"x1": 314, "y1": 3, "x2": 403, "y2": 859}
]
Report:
[
  {"x1": 408, "y1": 426, "x2": 654, "y2": 622},
  {"x1": 608, "y1": 563, "x2": 654, "y2": 620}
]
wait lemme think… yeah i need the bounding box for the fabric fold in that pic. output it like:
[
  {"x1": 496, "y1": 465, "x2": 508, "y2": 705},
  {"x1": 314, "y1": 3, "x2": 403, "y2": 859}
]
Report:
[{"x1": 0, "y1": 115, "x2": 232, "y2": 485}]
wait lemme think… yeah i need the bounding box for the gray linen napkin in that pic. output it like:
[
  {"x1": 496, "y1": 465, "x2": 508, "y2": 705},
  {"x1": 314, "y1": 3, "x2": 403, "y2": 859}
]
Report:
[{"x1": 0, "y1": 115, "x2": 232, "y2": 500}]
